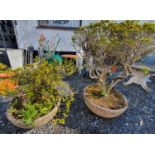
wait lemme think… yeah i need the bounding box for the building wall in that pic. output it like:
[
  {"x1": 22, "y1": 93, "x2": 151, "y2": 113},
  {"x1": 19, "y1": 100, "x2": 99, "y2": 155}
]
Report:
[
  {"x1": 15, "y1": 20, "x2": 154, "y2": 51},
  {"x1": 15, "y1": 20, "x2": 99, "y2": 51}
]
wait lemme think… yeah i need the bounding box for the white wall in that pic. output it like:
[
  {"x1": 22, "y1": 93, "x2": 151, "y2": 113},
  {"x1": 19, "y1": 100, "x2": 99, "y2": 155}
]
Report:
[
  {"x1": 15, "y1": 20, "x2": 99, "y2": 51},
  {"x1": 15, "y1": 20, "x2": 154, "y2": 51}
]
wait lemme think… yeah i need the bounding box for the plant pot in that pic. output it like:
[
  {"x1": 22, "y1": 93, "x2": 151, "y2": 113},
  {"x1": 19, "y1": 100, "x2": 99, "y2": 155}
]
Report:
[
  {"x1": 84, "y1": 85, "x2": 128, "y2": 118},
  {"x1": 6, "y1": 99, "x2": 61, "y2": 129}
]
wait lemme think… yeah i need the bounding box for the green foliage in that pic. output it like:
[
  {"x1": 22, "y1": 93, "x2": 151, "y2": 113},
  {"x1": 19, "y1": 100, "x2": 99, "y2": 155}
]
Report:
[
  {"x1": 142, "y1": 66, "x2": 150, "y2": 74},
  {"x1": 109, "y1": 20, "x2": 155, "y2": 67},
  {"x1": 22, "y1": 103, "x2": 37, "y2": 125},
  {"x1": 9, "y1": 60, "x2": 74, "y2": 125},
  {"x1": 0, "y1": 63, "x2": 9, "y2": 73},
  {"x1": 62, "y1": 58, "x2": 77, "y2": 76},
  {"x1": 52, "y1": 95, "x2": 74, "y2": 125},
  {"x1": 0, "y1": 63, "x2": 8, "y2": 70}
]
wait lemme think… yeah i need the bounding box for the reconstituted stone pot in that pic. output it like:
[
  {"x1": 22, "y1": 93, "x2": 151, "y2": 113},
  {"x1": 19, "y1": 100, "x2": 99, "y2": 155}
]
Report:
[
  {"x1": 6, "y1": 99, "x2": 61, "y2": 129},
  {"x1": 84, "y1": 85, "x2": 128, "y2": 118}
]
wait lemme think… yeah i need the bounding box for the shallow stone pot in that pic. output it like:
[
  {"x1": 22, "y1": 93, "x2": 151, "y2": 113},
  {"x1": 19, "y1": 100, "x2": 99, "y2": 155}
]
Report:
[
  {"x1": 84, "y1": 85, "x2": 128, "y2": 118},
  {"x1": 6, "y1": 99, "x2": 61, "y2": 129}
]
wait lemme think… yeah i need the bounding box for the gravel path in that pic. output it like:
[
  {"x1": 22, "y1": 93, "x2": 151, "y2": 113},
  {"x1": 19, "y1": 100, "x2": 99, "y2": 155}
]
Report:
[{"x1": 0, "y1": 73, "x2": 155, "y2": 134}]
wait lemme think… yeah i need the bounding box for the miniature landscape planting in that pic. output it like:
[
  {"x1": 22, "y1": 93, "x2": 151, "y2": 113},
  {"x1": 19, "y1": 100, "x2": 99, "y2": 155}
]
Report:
[{"x1": 0, "y1": 20, "x2": 155, "y2": 133}]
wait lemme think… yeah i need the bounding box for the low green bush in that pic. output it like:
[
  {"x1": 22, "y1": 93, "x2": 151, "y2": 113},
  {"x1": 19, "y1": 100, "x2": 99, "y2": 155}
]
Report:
[{"x1": 9, "y1": 60, "x2": 74, "y2": 125}]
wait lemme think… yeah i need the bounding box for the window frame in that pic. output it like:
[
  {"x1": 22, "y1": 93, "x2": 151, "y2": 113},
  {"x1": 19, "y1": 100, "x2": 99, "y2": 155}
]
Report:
[{"x1": 37, "y1": 20, "x2": 82, "y2": 30}]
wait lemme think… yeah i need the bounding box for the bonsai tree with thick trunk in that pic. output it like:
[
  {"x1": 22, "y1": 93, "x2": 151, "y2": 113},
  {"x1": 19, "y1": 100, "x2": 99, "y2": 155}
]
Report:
[
  {"x1": 73, "y1": 21, "x2": 120, "y2": 96},
  {"x1": 72, "y1": 20, "x2": 155, "y2": 96}
]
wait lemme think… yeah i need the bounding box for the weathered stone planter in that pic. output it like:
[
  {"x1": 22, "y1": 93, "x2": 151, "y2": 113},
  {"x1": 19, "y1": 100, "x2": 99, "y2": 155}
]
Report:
[
  {"x1": 84, "y1": 85, "x2": 128, "y2": 118},
  {"x1": 6, "y1": 99, "x2": 61, "y2": 129}
]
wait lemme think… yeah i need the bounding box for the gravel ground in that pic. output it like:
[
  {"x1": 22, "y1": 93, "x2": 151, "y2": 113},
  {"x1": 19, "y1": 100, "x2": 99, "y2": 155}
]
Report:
[{"x1": 0, "y1": 73, "x2": 155, "y2": 134}]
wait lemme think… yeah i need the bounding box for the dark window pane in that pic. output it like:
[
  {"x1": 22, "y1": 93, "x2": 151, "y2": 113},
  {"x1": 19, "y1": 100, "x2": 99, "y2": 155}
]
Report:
[{"x1": 39, "y1": 20, "x2": 81, "y2": 29}]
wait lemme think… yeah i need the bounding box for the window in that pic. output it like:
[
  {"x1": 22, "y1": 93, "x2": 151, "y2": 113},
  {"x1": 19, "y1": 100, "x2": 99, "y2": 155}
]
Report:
[
  {"x1": 38, "y1": 20, "x2": 82, "y2": 30},
  {"x1": 0, "y1": 20, "x2": 18, "y2": 48}
]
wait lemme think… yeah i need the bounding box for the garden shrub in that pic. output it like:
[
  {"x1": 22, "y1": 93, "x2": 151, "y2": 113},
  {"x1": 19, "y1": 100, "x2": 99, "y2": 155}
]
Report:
[{"x1": 9, "y1": 60, "x2": 74, "y2": 125}]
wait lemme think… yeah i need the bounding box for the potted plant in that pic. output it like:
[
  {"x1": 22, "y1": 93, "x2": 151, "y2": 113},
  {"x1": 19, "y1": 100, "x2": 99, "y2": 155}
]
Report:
[
  {"x1": 6, "y1": 60, "x2": 74, "y2": 129},
  {"x1": 38, "y1": 33, "x2": 63, "y2": 64},
  {"x1": 72, "y1": 20, "x2": 155, "y2": 118}
]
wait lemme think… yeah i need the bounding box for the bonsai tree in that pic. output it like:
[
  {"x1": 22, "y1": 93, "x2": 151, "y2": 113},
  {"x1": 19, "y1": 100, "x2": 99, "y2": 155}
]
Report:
[
  {"x1": 8, "y1": 60, "x2": 74, "y2": 126},
  {"x1": 73, "y1": 21, "x2": 120, "y2": 96},
  {"x1": 72, "y1": 20, "x2": 155, "y2": 97}
]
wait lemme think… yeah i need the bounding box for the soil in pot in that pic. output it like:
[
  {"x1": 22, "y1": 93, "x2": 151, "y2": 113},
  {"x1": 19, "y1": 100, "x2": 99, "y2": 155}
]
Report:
[{"x1": 85, "y1": 85, "x2": 126, "y2": 110}]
